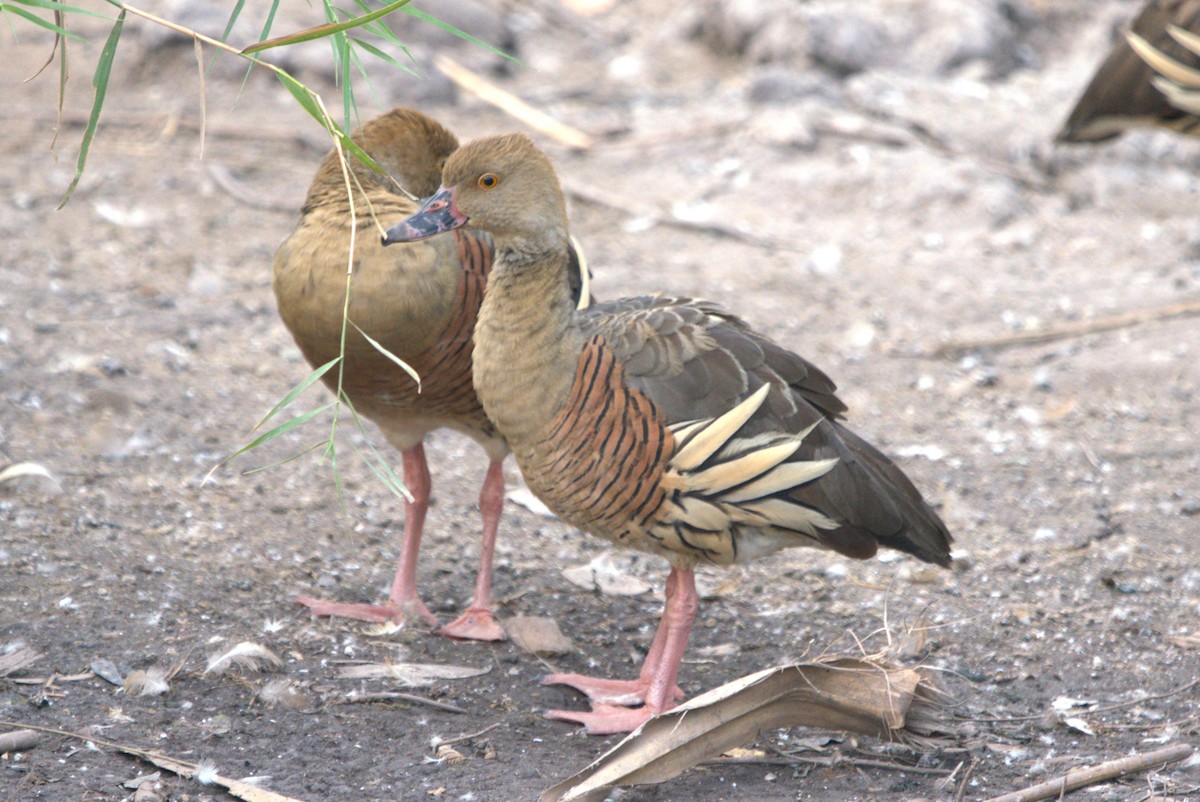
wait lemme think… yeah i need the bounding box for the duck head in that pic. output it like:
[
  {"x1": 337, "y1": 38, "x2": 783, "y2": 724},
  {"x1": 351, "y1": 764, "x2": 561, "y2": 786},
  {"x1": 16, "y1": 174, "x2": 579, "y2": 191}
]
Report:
[{"x1": 382, "y1": 133, "x2": 569, "y2": 258}]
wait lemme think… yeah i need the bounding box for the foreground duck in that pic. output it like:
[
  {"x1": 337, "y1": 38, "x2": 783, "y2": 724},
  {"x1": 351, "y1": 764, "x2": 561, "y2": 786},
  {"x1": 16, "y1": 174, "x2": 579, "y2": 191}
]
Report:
[
  {"x1": 382, "y1": 134, "x2": 952, "y2": 734},
  {"x1": 274, "y1": 109, "x2": 585, "y2": 641},
  {"x1": 1058, "y1": 0, "x2": 1200, "y2": 142}
]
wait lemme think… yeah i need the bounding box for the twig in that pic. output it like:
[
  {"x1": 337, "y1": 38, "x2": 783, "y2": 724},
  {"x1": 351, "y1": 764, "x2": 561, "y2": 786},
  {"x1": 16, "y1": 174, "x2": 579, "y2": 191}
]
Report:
[
  {"x1": 434, "y1": 55, "x2": 593, "y2": 150},
  {"x1": 955, "y1": 757, "x2": 977, "y2": 802},
  {"x1": 933, "y1": 299, "x2": 1200, "y2": 357},
  {"x1": 708, "y1": 753, "x2": 952, "y2": 776},
  {"x1": 341, "y1": 690, "x2": 467, "y2": 714},
  {"x1": 436, "y1": 721, "x2": 503, "y2": 748},
  {"x1": 985, "y1": 744, "x2": 1194, "y2": 802}
]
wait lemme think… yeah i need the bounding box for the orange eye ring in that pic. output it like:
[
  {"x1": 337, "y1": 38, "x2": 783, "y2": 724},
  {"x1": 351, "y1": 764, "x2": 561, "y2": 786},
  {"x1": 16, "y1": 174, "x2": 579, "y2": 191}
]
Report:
[
  {"x1": 479, "y1": 173, "x2": 499, "y2": 189},
  {"x1": 436, "y1": 158, "x2": 447, "y2": 171}
]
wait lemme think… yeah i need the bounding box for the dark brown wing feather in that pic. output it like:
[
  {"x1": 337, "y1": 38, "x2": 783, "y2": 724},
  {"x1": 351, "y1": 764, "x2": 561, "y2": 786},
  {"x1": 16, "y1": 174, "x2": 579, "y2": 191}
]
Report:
[
  {"x1": 1059, "y1": 0, "x2": 1200, "y2": 142},
  {"x1": 578, "y1": 296, "x2": 951, "y2": 567}
]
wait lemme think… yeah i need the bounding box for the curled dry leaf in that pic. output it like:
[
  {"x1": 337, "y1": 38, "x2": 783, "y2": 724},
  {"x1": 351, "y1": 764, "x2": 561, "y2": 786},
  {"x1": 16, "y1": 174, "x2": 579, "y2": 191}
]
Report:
[
  {"x1": 122, "y1": 667, "x2": 171, "y2": 697},
  {"x1": 505, "y1": 616, "x2": 574, "y2": 657},
  {"x1": 0, "y1": 729, "x2": 41, "y2": 754},
  {"x1": 337, "y1": 662, "x2": 490, "y2": 686},
  {"x1": 204, "y1": 642, "x2": 282, "y2": 676},
  {"x1": 541, "y1": 656, "x2": 959, "y2": 802}
]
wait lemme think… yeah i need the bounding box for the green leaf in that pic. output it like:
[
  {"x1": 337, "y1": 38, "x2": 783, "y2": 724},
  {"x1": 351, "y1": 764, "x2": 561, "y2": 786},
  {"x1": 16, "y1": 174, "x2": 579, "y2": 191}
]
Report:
[
  {"x1": 252, "y1": 356, "x2": 340, "y2": 432},
  {"x1": 240, "y1": 439, "x2": 327, "y2": 475},
  {"x1": 400, "y1": 5, "x2": 519, "y2": 63},
  {"x1": 339, "y1": 392, "x2": 411, "y2": 501},
  {"x1": 7, "y1": 0, "x2": 107, "y2": 20},
  {"x1": 229, "y1": 402, "x2": 337, "y2": 462},
  {"x1": 349, "y1": 320, "x2": 422, "y2": 389},
  {"x1": 349, "y1": 35, "x2": 417, "y2": 76},
  {"x1": 1, "y1": 3, "x2": 84, "y2": 39},
  {"x1": 274, "y1": 70, "x2": 383, "y2": 176},
  {"x1": 58, "y1": 7, "x2": 123, "y2": 209},
  {"x1": 241, "y1": 0, "x2": 412, "y2": 54}
]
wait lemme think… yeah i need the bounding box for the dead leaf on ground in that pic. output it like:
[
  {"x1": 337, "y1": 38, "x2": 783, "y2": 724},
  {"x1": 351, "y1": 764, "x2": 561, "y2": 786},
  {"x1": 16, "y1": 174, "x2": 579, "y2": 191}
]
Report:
[
  {"x1": 0, "y1": 645, "x2": 42, "y2": 677},
  {"x1": 337, "y1": 662, "x2": 490, "y2": 686},
  {"x1": 561, "y1": 553, "x2": 653, "y2": 597},
  {"x1": 506, "y1": 616, "x2": 574, "y2": 656},
  {"x1": 540, "y1": 656, "x2": 958, "y2": 802}
]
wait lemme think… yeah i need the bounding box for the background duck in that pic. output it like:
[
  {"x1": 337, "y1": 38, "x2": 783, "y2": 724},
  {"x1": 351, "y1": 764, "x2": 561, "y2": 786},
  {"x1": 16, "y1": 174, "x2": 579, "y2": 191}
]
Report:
[
  {"x1": 383, "y1": 133, "x2": 953, "y2": 734},
  {"x1": 1058, "y1": 0, "x2": 1200, "y2": 141}
]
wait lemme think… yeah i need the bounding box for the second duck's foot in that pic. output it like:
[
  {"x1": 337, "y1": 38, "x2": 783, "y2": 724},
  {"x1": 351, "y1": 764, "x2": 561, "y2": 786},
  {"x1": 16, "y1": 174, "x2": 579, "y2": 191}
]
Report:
[
  {"x1": 295, "y1": 596, "x2": 439, "y2": 627},
  {"x1": 541, "y1": 672, "x2": 684, "y2": 707},
  {"x1": 436, "y1": 608, "x2": 507, "y2": 642},
  {"x1": 543, "y1": 703, "x2": 658, "y2": 735}
]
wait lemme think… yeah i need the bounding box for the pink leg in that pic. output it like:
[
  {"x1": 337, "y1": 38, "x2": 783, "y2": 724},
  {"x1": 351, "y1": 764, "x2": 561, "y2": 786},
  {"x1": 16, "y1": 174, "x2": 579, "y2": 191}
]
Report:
[
  {"x1": 543, "y1": 569, "x2": 683, "y2": 705},
  {"x1": 296, "y1": 444, "x2": 438, "y2": 626},
  {"x1": 545, "y1": 567, "x2": 697, "y2": 734},
  {"x1": 436, "y1": 458, "x2": 507, "y2": 641}
]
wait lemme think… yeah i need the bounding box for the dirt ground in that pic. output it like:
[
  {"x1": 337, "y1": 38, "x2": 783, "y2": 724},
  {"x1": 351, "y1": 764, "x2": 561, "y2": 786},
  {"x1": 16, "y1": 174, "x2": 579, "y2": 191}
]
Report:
[{"x1": 3, "y1": 1, "x2": 1200, "y2": 800}]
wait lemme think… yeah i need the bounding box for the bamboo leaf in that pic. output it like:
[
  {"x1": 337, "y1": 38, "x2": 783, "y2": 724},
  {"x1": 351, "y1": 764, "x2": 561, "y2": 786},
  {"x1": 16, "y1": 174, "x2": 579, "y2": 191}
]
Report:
[
  {"x1": 58, "y1": 7, "x2": 123, "y2": 209},
  {"x1": 231, "y1": 402, "x2": 337, "y2": 462},
  {"x1": 274, "y1": 70, "x2": 381, "y2": 175},
  {"x1": 241, "y1": 440, "x2": 326, "y2": 475},
  {"x1": 2, "y1": 3, "x2": 82, "y2": 38},
  {"x1": 8, "y1": 0, "x2": 106, "y2": 20},
  {"x1": 400, "y1": 5, "x2": 518, "y2": 63},
  {"x1": 253, "y1": 356, "x2": 340, "y2": 432},
  {"x1": 349, "y1": 36, "x2": 417, "y2": 76},
  {"x1": 348, "y1": 320, "x2": 422, "y2": 389},
  {"x1": 240, "y1": 0, "x2": 411, "y2": 54}
]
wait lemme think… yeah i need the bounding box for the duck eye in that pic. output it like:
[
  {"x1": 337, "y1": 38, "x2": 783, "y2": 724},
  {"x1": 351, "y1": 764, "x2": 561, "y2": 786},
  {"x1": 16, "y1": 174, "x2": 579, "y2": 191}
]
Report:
[
  {"x1": 436, "y1": 158, "x2": 447, "y2": 172},
  {"x1": 479, "y1": 173, "x2": 499, "y2": 190}
]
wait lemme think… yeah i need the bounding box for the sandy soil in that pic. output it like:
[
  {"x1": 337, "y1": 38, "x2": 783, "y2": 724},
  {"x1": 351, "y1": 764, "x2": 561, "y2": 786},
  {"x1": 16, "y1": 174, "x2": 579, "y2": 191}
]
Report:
[{"x1": 2, "y1": 1, "x2": 1199, "y2": 800}]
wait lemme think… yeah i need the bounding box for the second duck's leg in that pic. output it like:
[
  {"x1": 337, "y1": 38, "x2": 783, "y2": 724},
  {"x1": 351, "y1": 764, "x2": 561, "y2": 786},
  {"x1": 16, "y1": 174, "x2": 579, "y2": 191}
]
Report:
[
  {"x1": 437, "y1": 458, "x2": 508, "y2": 641},
  {"x1": 541, "y1": 569, "x2": 685, "y2": 706},
  {"x1": 296, "y1": 444, "x2": 439, "y2": 626},
  {"x1": 543, "y1": 568, "x2": 695, "y2": 733}
]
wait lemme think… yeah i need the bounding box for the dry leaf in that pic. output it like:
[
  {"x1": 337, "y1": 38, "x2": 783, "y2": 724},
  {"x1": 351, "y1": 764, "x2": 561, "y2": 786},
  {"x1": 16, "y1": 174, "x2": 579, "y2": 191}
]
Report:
[
  {"x1": 0, "y1": 645, "x2": 42, "y2": 677},
  {"x1": 506, "y1": 617, "x2": 574, "y2": 656},
  {"x1": 561, "y1": 553, "x2": 653, "y2": 597},
  {"x1": 204, "y1": 643, "x2": 282, "y2": 676},
  {"x1": 122, "y1": 750, "x2": 310, "y2": 802},
  {"x1": 540, "y1": 656, "x2": 955, "y2": 802},
  {"x1": 337, "y1": 662, "x2": 490, "y2": 686}
]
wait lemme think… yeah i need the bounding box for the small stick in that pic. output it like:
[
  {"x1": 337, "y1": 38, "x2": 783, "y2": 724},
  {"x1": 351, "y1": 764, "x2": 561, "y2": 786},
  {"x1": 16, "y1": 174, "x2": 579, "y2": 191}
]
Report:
[
  {"x1": 708, "y1": 754, "x2": 952, "y2": 776},
  {"x1": 985, "y1": 744, "x2": 1193, "y2": 802},
  {"x1": 342, "y1": 691, "x2": 467, "y2": 715},
  {"x1": 434, "y1": 55, "x2": 593, "y2": 150},
  {"x1": 933, "y1": 299, "x2": 1200, "y2": 357},
  {"x1": 0, "y1": 729, "x2": 40, "y2": 753},
  {"x1": 436, "y1": 721, "x2": 503, "y2": 748}
]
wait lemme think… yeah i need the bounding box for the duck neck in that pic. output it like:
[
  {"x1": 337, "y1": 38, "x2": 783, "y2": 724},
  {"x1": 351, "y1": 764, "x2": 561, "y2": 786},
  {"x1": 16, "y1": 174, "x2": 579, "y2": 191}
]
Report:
[{"x1": 473, "y1": 243, "x2": 580, "y2": 446}]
